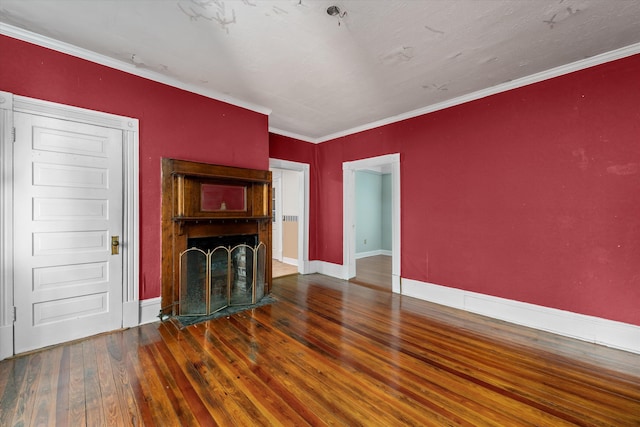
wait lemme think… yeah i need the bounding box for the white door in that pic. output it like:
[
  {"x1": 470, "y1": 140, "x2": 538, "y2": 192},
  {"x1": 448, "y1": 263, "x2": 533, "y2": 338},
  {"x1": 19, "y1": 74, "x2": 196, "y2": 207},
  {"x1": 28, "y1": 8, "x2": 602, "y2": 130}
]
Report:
[{"x1": 13, "y1": 112, "x2": 124, "y2": 353}]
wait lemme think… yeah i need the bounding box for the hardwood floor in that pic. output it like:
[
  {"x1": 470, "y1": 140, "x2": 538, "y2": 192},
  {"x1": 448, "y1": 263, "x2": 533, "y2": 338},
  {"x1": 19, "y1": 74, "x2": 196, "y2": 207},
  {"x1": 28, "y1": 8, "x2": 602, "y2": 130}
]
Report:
[
  {"x1": 272, "y1": 259, "x2": 298, "y2": 278},
  {"x1": 1, "y1": 274, "x2": 639, "y2": 426},
  {"x1": 351, "y1": 254, "x2": 392, "y2": 291}
]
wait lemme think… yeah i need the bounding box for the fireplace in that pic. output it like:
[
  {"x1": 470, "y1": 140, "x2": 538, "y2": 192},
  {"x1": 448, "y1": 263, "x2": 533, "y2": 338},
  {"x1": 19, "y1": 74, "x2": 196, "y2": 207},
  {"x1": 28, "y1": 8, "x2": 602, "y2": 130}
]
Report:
[{"x1": 160, "y1": 159, "x2": 272, "y2": 317}]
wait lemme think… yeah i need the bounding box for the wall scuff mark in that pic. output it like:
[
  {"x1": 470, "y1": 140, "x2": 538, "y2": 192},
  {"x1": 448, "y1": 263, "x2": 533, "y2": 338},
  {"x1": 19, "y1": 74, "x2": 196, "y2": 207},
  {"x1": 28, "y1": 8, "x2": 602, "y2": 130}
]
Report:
[
  {"x1": 606, "y1": 163, "x2": 639, "y2": 176},
  {"x1": 572, "y1": 148, "x2": 589, "y2": 171}
]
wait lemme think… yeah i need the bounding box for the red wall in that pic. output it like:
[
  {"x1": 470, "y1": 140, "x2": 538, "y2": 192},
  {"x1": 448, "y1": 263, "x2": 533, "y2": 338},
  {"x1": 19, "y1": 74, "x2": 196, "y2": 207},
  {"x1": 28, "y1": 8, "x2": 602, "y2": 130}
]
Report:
[
  {"x1": 4, "y1": 34, "x2": 639, "y2": 326},
  {"x1": 271, "y1": 54, "x2": 640, "y2": 326},
  {"x1": 0, "y1": 35, "x2": 269, "y2": 299}
]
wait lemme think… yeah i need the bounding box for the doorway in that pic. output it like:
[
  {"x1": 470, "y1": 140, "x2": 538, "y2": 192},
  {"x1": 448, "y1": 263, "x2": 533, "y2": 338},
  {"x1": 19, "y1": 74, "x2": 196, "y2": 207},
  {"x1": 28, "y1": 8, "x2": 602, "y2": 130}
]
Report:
[
  {"x1": 351, "y1": 168, "x2": 393, "y2": 290},
  {"x1": 0, "y1": 92, "x2": 139, "y2": 358},
  {"x1": 343, "y1": 154, "x2": 401, "y2": 293},
  {"x1": 269, "y1": 159, "x2": 310, "y2": 276}
]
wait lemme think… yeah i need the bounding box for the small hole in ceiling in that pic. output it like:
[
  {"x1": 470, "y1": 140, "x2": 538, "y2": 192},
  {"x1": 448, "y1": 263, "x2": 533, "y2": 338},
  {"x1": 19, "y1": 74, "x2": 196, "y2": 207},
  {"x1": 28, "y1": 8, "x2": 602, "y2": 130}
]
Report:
[
  {"x1": 327, "y1": 5, "x2": 347, "y2": 26},
  {"x1": 327, "y1": 6, "x2": 340, "y2": 16},
  {"x1": 327, "y1": 5, "x2": 347, "y2": 18}
]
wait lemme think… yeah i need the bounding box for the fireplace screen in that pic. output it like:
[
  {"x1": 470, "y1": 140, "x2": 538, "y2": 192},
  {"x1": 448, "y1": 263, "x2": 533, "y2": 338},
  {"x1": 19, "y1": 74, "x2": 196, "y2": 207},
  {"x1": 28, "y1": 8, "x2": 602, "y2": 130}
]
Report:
[{"x1": 179, "y1": 239, "x2": 266, "y2": 316}]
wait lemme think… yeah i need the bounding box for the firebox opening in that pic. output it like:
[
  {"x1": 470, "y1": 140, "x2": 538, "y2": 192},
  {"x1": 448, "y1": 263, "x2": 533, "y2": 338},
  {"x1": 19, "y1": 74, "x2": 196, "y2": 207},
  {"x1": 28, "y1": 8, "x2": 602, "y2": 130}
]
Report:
[{"x1": 179, "y1": 234, "x2": 266, "y2": 317}]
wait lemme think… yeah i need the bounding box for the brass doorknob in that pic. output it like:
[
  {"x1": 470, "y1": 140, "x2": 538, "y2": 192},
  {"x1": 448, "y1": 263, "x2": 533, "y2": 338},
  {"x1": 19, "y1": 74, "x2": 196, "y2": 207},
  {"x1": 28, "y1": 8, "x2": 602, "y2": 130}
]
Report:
[{"x1": 111, "y1": 236, "x2": 120, "y2": 255}]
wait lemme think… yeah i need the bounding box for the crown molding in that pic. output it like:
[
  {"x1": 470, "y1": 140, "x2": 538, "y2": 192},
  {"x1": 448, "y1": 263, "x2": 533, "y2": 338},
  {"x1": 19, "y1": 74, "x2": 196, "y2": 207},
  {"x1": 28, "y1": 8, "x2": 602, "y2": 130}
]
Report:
[
  {"x1": 3, "y1": 23, "x2": 638, "y2": 143},
  {"x1": 310, "y1": 42, "x2": 640, "y2": 144},
  {"x1": 0, "y1": 23, "x2": 272, "y2": 116},
  {"x1": 267, "y1": 127, "x2": 318, "y2": 144}
]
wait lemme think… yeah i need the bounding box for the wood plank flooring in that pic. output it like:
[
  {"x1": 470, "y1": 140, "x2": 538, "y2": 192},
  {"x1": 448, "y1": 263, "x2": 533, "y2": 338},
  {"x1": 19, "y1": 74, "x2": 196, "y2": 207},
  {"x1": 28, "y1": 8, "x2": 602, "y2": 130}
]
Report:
[
  {"x1": 351, "y1": 255, "x2": 392, "y2": 291},
  {"x1": 272, "y1": 259, "x2": 298, "y2": 278},
  {"x1": 1, "y1": 274, "x2": 639, "y2": 426}
]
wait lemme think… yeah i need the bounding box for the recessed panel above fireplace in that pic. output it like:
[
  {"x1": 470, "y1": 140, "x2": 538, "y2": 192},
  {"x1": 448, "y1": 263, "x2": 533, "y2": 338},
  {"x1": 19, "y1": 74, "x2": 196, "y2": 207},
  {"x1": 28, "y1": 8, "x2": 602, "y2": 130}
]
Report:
[{"x1": 201, "y1": 183, "x2": 247, "y2": 212}]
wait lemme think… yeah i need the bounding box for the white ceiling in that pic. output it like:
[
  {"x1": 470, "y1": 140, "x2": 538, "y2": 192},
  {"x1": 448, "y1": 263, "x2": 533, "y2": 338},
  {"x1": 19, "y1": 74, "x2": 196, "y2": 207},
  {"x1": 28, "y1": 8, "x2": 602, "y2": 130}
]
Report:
[{"x1": 1, "y1": 0, "x2": 640, "y2": 142}]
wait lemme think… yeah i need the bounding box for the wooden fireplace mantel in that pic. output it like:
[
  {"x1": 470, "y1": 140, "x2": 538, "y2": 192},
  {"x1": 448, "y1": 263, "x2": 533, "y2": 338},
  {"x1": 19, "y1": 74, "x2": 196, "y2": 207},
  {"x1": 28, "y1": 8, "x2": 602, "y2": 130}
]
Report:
[{"x1": 161, "y1": 158, "x2": 272, "y2": 316}]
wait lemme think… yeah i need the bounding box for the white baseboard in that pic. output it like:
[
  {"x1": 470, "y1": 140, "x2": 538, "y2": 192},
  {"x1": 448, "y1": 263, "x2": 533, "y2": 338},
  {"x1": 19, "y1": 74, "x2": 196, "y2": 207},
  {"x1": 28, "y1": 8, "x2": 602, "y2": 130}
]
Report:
[
  {"x1": 299, "y1": 260, "x2": 312, "y2": 275},
  {"x1": 282, "y1": 256, "x2": 298, "y2": 266},
  {"x1": 355, "y1": 250, "x2": 392, "y2": 259},
  {"x1": 123, "y1": 300, "x2": 139, "y2": 328},
  {"x1": 139, "y1": 297, "x2": 161, "y2": 325},
  {"x1": 309, "y1": 260, "x2": 348, "y2": 280},
  {"x1": 0, "y1": 324, "x2": 12, "y2": 360},
  {"x1": 402, "y1": 278, "x2": 640, "y2": 355}
]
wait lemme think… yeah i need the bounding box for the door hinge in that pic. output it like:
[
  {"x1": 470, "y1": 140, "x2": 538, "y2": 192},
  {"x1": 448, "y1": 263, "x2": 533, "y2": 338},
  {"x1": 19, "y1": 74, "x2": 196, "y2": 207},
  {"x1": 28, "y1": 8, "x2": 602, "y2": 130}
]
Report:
[
  {"x1": 12, "y1": 306, "x2": 16, "y2": 323},
  {"x1": 12, "y1": 127, "x2": 16, "y2": 143}
]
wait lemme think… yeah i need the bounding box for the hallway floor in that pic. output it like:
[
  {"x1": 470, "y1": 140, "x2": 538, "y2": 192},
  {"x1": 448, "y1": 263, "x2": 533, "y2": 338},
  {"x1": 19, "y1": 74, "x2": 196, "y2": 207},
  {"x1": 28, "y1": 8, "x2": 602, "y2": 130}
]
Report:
[
  {"x1": 351, "y1": 254, "x2": 392, "y2": 291},
  {"x1": 272, "y1": 259, "x2": 298, "y2": 278}
]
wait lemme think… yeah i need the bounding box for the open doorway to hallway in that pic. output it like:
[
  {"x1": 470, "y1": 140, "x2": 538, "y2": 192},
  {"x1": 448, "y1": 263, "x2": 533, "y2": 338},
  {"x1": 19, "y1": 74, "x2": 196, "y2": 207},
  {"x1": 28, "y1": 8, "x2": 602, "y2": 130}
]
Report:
[
  {"x1": 349, "y1": 169, "x2": 393, "y2": 291},
  {"x1": 343, "y1": 154, "x2": 401, "y2": 293},
  {"x1": 269, "y1": 159, "x2": 310, "y2": 279}
]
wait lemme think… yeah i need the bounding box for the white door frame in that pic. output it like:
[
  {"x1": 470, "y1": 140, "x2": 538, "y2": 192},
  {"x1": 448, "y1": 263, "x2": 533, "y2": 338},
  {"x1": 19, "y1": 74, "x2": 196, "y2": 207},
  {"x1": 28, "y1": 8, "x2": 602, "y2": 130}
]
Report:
[
  {"x1": 272, "y1": 170, "x2": 283, "y2": 262},
  {"x1": 343, "y1": 153, "x2": 401, "y2": 293},
  {"x1": 0, "y1": 91, "x2": 139, "y2": 360},
  {"x1": 269, "y1": 159, "x2": 310, "y2": 274}
]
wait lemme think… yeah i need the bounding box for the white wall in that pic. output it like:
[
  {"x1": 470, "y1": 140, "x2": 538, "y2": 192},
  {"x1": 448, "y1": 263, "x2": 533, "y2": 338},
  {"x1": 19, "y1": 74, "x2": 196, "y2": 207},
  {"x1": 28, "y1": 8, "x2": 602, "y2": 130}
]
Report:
[{"x1": 282, "y1": 170, "x2": 299, "y2": 216}]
